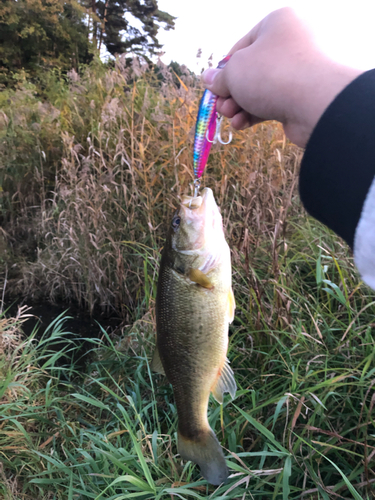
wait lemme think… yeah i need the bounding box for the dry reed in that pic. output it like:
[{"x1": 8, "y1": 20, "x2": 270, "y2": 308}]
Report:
[{"x1": 1, "y1": 57, "x2": 302, "y2": 322}]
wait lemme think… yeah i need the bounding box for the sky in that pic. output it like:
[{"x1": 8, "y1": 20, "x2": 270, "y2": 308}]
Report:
[{"x1": 156, "y1": 0, "x2": 375, "y2": 73}]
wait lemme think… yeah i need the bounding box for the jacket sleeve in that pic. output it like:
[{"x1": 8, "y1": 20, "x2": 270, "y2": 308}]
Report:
[{"x1": 299, "y1": 69, "x2": 375, "y2": 288}]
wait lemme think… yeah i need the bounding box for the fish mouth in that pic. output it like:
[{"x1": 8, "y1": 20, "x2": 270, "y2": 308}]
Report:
[
  {"x1": 180, "y1": 194, "x2": 203, "y2": 210},
  {"x1": 176, "y1": 188, "x2": 223, "y2": 251},
  {"x1": 180, "y1": 188, "x2": 217, "y2": 214}
]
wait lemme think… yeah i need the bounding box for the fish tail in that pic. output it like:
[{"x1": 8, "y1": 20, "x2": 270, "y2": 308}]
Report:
[{"x1": 177, "y1": 427, "x2": 228, "y2": 485}]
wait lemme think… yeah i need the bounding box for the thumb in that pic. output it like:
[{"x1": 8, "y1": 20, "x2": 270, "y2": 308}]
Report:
[{"x1": 201, "y1": 67, "x2": 230, "y2": 98}]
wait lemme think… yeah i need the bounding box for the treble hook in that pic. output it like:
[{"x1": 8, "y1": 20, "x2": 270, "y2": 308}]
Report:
[
  {"x1": 206, "y1": 114, "x2": 233, "y2": 145},
  {"x1": 216, "y1": 115, "x2": 233, "y2": 144},
  {"x1": 193, "y1": 178, "x2": 201, "y2": 198}
]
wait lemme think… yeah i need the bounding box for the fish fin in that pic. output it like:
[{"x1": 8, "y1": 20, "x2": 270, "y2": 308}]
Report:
[
  {"x1": 188, "y1": 268, "x2": 214, "y2": 289},
  {"x1": 150, "y1": 345, "x2": 166, "y2": 376},
  {"x1": 178, "y1": 427, "x2": 228, "y2": 485},
  {"x1": 211, "y1": 358, "x2": 237, "y2": 403},
  {"x1": 227, "y1": 287, "x2": 236, "y2": 324}
]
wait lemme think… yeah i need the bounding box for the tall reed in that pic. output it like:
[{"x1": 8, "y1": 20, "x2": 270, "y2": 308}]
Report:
[{"x1": 1, "y1": 57, "x2": 301, "y2": 321}]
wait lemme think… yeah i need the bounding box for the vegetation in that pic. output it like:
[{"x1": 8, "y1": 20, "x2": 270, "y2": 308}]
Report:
[
  {"x1": 1, "y1": 59, "x2": 375, "y2": 498},
  {"x1": 0, "y1": 0, "x2": 91, "y2": 77},
  {"x1": 88, "y1": 0, "x2": 175, "y2": 58},
  {"x1": 0, "y1": 0, "x2": 175, "y2": 78}
]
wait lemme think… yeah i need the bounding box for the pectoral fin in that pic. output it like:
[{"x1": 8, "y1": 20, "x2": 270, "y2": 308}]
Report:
[
  {"x1": 211, "y1": 358, "x2": 237, "y2": 404},
  {"x1": 227, "y1": 287, "x2": 236, "y2": 324},
  {"x1": 188, "y1": 268, "x2": 214, "y2": 289},
  {"x1": 150, "y1": 344, "x2": 166, "y2": 376}
]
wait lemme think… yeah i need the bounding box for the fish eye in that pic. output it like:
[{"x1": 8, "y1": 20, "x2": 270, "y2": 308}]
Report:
[{"x1": 171, "y1": 216, "x2": 181, "y2": 231}]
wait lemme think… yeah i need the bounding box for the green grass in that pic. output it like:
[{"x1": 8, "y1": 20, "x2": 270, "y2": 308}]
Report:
[{"x1": 1, "y1": 214, "x2": 375, "y2": 499}]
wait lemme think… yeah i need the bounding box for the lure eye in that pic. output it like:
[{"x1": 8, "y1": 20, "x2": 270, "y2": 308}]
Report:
[{"x1": 171, "y1": 216, "x2": 181, "y2": 231}]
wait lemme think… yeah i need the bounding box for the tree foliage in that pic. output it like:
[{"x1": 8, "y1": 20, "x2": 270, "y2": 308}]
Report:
[
  {"x1": 91, "y1": 0, "x2": 175, "y2": 59},
  {"x1": 0, "y1": 0, "x2": 92, "y2": 75},
  {"x1": 0, "y1": 0, "x2": 175, "y2": 77}
]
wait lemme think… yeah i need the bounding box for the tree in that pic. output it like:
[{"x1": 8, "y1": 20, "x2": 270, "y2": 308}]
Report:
[
  {"x1": 0, "y1": 0, "x2": 92, "y2": 75},
  {"x1": 0, "y1": 0, "x2": 175, "y2": 78},
  {"x1": 90, "y1": 0, "x2": 175, "y2": 59}
]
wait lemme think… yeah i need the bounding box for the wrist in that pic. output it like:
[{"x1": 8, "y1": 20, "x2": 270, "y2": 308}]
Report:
[{"x1": 288, "y1": 58, "x2": 364, "y2": 147}]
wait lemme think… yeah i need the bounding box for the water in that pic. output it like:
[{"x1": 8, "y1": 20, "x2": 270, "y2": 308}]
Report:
[{"x1": 5, "y1": 299, "x2": 122, "y2": 368}]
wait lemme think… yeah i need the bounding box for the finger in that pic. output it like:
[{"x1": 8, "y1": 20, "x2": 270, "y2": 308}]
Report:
[
  {"x1": 231, "y1": 110, "x2": 263, "y2": 130},
  {"x1": 217, "y1": 96, "x2": 242, "y2": 118},
  {"x1": 201, "y1": 67, "x2": 230, "y2": 98},
  {"x1": 227, "y1": 7, "x2": 298, "y2": 55},
  {"x1": 201, "y1": 21, "x2": 261, "y2": 95},
  {"x1": 226, "y1": 20, "x2": 262, "y2": 55}
]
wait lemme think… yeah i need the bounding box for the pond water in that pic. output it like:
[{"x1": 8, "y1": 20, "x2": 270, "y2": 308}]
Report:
[{"x1": 6, "y1": 299, "x2": 123, "y2": 368}]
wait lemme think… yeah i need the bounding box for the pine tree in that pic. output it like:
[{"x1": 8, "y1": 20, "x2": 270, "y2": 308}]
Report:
[{"x1": 90, "y1": 0, "x2": 175, "y2": 59}]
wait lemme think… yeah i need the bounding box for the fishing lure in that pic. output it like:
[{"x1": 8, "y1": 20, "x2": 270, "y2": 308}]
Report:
[{"x1": 193, "y1": 55, "x2": 232, "y2": 190}]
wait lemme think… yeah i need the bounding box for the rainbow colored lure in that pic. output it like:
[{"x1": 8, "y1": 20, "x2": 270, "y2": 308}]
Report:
[{"x1": 193, "y1": 55, "x2": 232, "y2": 181}]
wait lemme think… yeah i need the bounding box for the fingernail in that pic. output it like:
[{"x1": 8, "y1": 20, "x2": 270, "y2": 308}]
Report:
[{"x1": 202, "y1": 68, "x2": 219, "y2": 85}]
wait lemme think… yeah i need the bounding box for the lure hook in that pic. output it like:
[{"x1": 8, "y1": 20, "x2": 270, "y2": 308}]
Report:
[
  {"x1": 216, "y1": 115, "x2": 233, "y2": 145},
  {"x1": 193, "y1": 178, "x2": 201, "y2": 198},
  {"x1": 205, "y1": 114, "x2": 232, "y2": 145}
]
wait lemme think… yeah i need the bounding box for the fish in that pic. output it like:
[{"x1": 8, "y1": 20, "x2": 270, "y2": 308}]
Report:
[{"x1": 152, "y1": 187, "x2": 236, "y2": 485}]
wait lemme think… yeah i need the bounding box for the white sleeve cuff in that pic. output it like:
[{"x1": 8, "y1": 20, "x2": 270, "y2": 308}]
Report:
[{"x1": 354, "y1": 175, "x2": 375, "y2": 289}]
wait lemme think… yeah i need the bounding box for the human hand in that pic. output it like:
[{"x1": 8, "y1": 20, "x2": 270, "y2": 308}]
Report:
[{"x1": 202, "y1": 7, "x2": 363, "y2": 147}]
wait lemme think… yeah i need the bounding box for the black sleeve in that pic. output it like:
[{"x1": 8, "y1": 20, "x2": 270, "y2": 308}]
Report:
[{"x1": 299, "y1": 69, "x2": 375, "y2": 249}]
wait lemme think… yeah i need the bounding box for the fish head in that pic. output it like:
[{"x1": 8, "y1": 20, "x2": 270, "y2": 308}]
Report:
[{"x1": 169, "y1": 187, "x2": 224, "y2": 253}]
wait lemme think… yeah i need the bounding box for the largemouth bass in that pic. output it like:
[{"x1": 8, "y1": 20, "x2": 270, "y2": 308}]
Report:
[{"x1": 152, "y1": 187, "x2": 236, "y2": 485}]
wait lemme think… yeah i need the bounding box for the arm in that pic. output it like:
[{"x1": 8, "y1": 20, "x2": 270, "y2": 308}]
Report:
[
  {"x1": 300, "y1": 70, "x2": 375, "y2": 289},
  {"x1": 202, "y1": 7, "x2": 375, "y2": 287}
]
